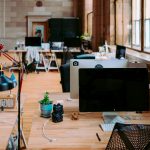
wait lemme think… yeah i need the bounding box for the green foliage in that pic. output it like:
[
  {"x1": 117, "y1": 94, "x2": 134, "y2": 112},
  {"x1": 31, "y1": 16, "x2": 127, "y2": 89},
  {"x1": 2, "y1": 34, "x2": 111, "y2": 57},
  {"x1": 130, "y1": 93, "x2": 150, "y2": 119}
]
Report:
[
  {"x1": 80, "y1": 33, "x2": 91, "y2": 41},
  {"x1": 39, "y1": 92, "x2": 53, "y2": 105}
]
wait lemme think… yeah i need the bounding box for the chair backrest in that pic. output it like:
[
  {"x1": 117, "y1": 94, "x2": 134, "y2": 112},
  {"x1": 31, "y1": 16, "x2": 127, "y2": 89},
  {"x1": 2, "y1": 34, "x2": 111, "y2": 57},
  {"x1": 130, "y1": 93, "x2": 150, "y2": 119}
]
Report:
[
  {"x1": 59, "y1": 63, "x2": 70, "y2": 92},
  {"x1": 62, "y1": 48, "x2": 74, "y2": 64},
  {"x1": 116, "y1": 45, "x2": 126, "y2": 59},
  {"x1": 106, "y1": 123, "x2": 150, "y2": 150},
  {"x1": 74, "y1": 54, "x2": 95, "y2": 59}
]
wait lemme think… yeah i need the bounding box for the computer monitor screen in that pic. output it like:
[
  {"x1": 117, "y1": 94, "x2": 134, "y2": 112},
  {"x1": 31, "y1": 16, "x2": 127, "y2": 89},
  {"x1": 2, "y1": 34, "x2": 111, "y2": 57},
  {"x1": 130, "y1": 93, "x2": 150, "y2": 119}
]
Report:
[
  {"x1": 51, "y1": 42, "x2": 64, "y2": 50},
  {"x1": 70, "y1": 59, "x2": 128, "y2": 99},
  {"x1": 116, "y1": 45, "x2": 126, "y2": 59},
  {"x1": 25, "y1": 37, "x2": 41, "y2": 47},
  {"x1": 79, "y1": 68, "x2": 149, "y2": 112},
  {"x1": 64, "y1": 37, "x2": 81, "y2": 47}
]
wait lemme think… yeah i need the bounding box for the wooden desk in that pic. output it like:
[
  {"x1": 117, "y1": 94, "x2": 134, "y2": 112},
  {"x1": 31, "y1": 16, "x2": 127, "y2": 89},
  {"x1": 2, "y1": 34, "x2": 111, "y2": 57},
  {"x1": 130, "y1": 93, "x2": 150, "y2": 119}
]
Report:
[
  {"x1": 28, "y1": 93, "x2": 150, "y2": 150},
  {"x1": 0, "y1": 112, "x2": 17, "y2": 149}
]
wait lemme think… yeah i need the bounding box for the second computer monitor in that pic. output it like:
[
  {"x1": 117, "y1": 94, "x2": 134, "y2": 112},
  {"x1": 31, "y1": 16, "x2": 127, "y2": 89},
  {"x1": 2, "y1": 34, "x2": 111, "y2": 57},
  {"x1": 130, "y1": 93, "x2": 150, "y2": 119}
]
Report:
[
  {"x1": 25, "y1": 37, "x2": 41, "y2": 47},
  {"x1": 116, "y1": 45, "x2": 126, "y2": 59},
  {"x1": 70, "y1": 59, "x2": 128, "y2": 99}
]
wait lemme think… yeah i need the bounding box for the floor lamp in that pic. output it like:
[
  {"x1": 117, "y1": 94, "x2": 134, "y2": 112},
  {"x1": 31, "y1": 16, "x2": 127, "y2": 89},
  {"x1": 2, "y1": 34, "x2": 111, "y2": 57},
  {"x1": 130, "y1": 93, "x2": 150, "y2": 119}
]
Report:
[{"x1": 0, "y1": 44, "x2": 26, "y2": 149}]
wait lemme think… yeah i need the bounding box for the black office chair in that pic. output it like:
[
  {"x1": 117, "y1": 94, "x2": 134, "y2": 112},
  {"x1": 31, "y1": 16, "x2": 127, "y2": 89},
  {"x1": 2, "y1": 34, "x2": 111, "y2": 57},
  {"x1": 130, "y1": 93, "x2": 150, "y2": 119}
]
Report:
[
  {"x1": 62, "y1": 47, "x2": 74, "y2": 65},
  {"x1": 59, "y1": 63, "x2": 70, "y2": 92},
  {"x1": 106, "y1": 123, "x2": 150, "y2": 150},
  {"x1": 116, "y1": 45, "x2": 126, "y2": 59},
  {"x1": 74, "y1": 54, "x2": 95, "y2": 59}
]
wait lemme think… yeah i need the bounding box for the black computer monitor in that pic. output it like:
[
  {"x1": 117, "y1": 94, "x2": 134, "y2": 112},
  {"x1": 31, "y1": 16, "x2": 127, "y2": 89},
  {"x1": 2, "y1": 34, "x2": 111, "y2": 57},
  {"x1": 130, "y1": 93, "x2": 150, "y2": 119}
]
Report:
[
  {"x1": 64, "y1": 37, "x2": 81, "y2": 47},
  {"x1": 116, "y1": 45, "x2": 126, "y2": 59},
  {"x1": 25, "y1": 37, "x2": 41, "y2": 47},
  {"x1": 79, "y1": 68, "x2": 149, "y2": 112}
]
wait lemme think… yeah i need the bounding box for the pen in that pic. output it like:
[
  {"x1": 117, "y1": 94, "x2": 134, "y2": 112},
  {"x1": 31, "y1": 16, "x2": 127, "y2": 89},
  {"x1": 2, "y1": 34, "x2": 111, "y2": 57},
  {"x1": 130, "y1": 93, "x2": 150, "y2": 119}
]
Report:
[{"x1": 96, "y1": 133, "x2": 101, "y2": 142}]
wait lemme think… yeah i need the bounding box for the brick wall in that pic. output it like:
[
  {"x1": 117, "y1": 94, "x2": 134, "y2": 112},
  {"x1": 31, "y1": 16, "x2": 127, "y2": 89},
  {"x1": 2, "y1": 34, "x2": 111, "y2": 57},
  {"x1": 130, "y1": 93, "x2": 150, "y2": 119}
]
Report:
[
  {"x1": 0, "y1": 1, "x2": 4, "y2": 37},
  {"x1": 0, "y1": 0, "x2": 74, "y2": 46}
]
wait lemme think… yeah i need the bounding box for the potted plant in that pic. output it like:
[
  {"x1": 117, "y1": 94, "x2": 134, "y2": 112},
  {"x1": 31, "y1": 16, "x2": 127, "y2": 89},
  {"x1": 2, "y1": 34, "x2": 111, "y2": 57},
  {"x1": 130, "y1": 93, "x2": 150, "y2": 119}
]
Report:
[
  {"x1": 39, "y1": 91, "x2": 53, "y2": 118},
  {"x1": 80, "y1": 33, "x2": 92, "y2": 50},
  {"x1": 80, "y1": 33, "x2": 91, "y2": 41}
]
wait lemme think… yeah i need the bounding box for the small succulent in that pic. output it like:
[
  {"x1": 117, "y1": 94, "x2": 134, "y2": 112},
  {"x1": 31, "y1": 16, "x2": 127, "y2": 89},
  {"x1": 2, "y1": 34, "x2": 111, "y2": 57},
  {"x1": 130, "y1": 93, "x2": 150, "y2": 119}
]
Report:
[{"x1": 39, "y1": 92, "x2": 53, "y2": 105}]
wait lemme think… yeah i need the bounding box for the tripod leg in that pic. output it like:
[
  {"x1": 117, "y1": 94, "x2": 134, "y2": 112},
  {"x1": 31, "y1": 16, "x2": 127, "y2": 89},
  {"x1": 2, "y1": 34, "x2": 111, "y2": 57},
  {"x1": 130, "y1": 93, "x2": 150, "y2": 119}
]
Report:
[{"x1": 20, "y1": 126, "x2": 28, "y2": 149}]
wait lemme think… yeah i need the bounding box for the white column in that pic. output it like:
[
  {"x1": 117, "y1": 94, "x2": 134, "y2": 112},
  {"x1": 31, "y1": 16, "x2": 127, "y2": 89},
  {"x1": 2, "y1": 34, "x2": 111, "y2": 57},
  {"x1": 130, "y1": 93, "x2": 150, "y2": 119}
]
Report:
[{"x1": 3, "y1": 0, "x2": 5, "y2": 38}]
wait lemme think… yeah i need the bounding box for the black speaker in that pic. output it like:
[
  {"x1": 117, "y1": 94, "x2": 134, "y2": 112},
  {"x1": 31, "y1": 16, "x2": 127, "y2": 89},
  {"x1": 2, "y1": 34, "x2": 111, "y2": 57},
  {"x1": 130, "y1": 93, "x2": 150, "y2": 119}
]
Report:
[
  {"x1": 48, "y1": 18, "x2": 80, "y2": 42},
  {"x1": 62, "y1": 18, "x2": 80, "y2": 39},
  {"x1": 49, "y1": 18, "x2": 63, "y2": 41}
]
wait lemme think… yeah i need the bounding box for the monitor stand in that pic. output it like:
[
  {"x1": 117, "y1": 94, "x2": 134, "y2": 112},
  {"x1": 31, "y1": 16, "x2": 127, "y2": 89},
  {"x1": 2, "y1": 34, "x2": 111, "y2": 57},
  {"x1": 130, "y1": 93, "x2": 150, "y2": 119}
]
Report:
[
  {"x1": 102, "y1": 112, "x2": 125, "y2": 124},
  {"x1": 67, "y1": 97, "x2": 73, "y2": 101},
  {"x1": 67, "y1": 97, "x2": 78, "y2": 101}
]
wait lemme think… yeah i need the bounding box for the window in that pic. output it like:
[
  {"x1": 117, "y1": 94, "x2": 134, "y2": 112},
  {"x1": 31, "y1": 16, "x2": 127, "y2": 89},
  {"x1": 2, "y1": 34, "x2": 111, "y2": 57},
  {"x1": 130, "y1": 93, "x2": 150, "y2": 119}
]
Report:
[
  {"x1": 84, "y1": 0, "x2": 93, "y2": 35},
  {"x1": 115, "y1": 0, "x2": 150, "y2": 53},
  {"x1": 132, "y1": 0, "x2": 141, "y2": 50},
  {"x1": 144, "y1": 0, "x2": 150, "y2": 52},
  {"x1": 116, "y1": 0, "x2": 132, "y2": 47}
]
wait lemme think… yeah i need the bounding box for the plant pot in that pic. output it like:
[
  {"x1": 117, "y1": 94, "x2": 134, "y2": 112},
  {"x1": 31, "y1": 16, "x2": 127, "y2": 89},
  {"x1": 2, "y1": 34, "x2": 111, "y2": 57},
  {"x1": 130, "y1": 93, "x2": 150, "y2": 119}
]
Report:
[{"x1": 40, "y1": 103, "x2": 53, "y2": 118}]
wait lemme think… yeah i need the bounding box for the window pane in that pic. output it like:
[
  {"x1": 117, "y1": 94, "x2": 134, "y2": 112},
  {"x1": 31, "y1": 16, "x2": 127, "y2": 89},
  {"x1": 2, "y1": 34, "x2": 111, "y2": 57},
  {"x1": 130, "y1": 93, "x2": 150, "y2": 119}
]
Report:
[
  {"x1": 123, "y1": 0, "x2": 132, "y2": 47},
  {"x1": 145, "y1": 20, "x2": 150, "y2": 48},
  {"x1": 116, "y1": 1, "x2": 123, "y2": 44},
  {"x1": 85, "y1": 0, "x2": 93, "y2": 35},
  {"x1": 135, "y1": 21, "x2": 140, "y2": 45},
  {"x1": 132, "y1": 0, "x2": 141, "y2": 50},
  {"x1": 116, "y1": 0, "x2": 131, "y2": 46},
  {"x1": 144, "y1": 0, "x2": 150, "y2": 52}
]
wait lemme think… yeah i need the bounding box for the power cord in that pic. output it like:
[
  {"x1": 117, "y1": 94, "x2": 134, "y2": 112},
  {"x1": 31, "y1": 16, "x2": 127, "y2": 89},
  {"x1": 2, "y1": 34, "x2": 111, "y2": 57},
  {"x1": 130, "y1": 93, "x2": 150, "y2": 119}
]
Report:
[{"x1": 42, "y1": 120, "x2": 56, "y2": 142}]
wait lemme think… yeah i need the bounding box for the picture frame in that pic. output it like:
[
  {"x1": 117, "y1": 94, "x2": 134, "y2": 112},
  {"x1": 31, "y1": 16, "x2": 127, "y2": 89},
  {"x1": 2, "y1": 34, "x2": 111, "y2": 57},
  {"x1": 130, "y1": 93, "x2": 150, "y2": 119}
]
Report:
[{"x1": 32, "y1": 22, "x2": 48, "y2": 43}]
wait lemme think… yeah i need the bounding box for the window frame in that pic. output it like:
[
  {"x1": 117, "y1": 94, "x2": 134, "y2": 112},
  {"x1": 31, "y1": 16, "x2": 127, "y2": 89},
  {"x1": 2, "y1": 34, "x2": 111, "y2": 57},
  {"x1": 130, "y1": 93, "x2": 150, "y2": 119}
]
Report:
[{"x1": 115, "y1": 0, "x2": 150, "y2": 54}]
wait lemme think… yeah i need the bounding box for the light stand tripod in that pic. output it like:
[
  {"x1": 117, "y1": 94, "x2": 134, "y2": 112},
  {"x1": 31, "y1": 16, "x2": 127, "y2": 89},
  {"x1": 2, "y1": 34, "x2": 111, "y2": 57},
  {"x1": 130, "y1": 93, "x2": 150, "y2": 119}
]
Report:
[{"x1": 0, "y1": 44, "x2": 27, "y2": 149}]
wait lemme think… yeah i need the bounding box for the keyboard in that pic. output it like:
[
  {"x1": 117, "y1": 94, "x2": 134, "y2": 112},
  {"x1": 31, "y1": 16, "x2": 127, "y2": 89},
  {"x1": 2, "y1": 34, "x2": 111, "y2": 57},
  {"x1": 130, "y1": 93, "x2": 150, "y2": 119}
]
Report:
[{"x1": 100, "y1": 123, "x2": 115, "y2": 132}]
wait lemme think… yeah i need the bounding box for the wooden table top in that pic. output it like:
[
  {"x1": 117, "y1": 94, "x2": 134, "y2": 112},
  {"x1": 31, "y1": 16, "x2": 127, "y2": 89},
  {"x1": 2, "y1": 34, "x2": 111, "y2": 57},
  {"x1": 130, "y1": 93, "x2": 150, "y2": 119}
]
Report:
[
  {"x1": 28, "y1": 92, "x2": 150, "y2": 150},
  {"x1": 0, "y1": 111, "x2": 17, "y2": 149}
]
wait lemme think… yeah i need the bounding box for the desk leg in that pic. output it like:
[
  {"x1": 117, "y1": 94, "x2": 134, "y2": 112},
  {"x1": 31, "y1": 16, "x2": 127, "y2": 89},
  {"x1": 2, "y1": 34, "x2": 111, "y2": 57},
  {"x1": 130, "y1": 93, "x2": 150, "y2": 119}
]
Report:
[{"x1": 20, "y1": 126, "x2": 28, "y2": 149}]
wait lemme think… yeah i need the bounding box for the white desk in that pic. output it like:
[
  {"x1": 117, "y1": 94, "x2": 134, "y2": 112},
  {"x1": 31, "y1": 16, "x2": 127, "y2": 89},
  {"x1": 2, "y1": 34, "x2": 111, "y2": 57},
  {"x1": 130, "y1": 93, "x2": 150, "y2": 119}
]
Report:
[{"x1": 8, "y1": 49, "x2": 81, "y2": 53}]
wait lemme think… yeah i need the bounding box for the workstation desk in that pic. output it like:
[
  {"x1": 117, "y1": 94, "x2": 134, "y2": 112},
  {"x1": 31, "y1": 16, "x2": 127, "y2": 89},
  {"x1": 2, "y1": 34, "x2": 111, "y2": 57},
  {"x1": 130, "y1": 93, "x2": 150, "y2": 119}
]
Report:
[
  {"x1": 28, "y1": 92, "x2": 150, "y2": 150},
  {"x1": 8, "y1": 49, "x2": 81, "y2": 53},
  {"x1": 7, "y1": 49, "x2": 82, "y2": 65}
]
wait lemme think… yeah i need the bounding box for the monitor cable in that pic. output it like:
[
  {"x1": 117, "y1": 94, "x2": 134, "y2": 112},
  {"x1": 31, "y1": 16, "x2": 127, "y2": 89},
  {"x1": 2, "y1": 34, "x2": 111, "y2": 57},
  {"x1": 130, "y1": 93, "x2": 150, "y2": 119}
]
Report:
[{"x1": 42, "y1": 119, "x2": 56, "y2": 142}]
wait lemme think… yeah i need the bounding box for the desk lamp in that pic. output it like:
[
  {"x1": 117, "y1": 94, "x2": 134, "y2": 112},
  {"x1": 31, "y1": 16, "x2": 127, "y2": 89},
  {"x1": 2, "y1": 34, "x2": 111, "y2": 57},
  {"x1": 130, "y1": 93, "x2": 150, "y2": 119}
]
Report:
[
  {"x1": 0, "y1": 44, "x2": 25, "y2": 149},
  {"x1": 0, "y1": 65, "x2": 17, "y2": 91}
]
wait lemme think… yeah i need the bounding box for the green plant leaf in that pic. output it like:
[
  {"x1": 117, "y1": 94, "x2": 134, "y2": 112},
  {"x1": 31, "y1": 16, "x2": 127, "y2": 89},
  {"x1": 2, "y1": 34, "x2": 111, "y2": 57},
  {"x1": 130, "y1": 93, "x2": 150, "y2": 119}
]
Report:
[{"x1": 38, "y1": 91, "x2": 53, "y2": 105}]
